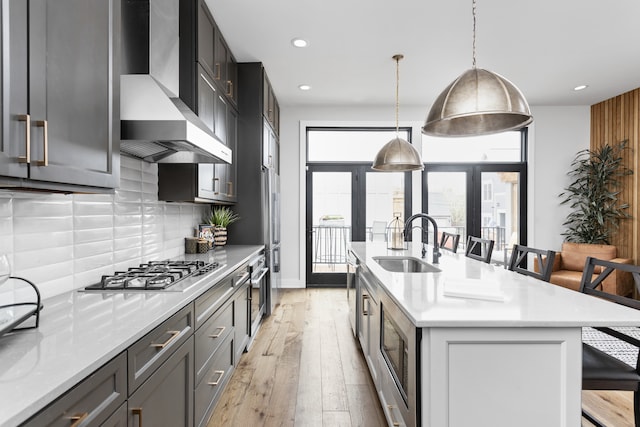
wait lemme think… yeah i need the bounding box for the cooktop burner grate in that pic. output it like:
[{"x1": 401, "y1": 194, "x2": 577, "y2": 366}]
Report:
[{"x1": 84, "y1": 260, "x2": 219, "y2": 291}]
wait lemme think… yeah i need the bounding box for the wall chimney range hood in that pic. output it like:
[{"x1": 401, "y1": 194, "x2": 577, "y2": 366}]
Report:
[{"x1": 120, "y1": 0, "x2": 231, "y2": 164}]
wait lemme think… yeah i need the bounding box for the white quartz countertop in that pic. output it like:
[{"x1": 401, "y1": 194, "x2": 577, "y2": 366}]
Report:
[
  {"x1": 0, "y1": 245, "x2": 263, "y2": 427},
  {"x1": 351, "y1": 242, "x2": 640, "y2": 328}
]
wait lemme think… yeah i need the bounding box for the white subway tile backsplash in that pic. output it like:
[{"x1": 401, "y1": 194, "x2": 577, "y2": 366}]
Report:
[
  {"x1": 2, "y1": 158, "x2": 212, "y2": 299},
  {"x1": 14, "y1": 230, "x2": 73, "y2": 252}
]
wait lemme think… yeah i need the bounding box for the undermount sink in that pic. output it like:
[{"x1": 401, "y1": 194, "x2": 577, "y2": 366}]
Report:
[{"x1": 373, "y1": 256, "x2": 442, "y2": 273}]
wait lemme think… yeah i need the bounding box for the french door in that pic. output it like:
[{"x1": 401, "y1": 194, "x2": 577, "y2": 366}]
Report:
[
  {"x1": 423, "y1": 163, "x2": 527, "y2": 265},
  {"x1": 306, "y1": 164, "x2": 412, "y2": 286}
]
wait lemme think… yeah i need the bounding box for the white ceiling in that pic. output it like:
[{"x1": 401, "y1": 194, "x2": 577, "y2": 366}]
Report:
[{"x1": 207, "y1": 0, "x2": 640, "y2": 109}]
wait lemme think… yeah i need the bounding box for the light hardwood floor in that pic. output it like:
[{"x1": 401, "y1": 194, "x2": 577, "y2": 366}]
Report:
[{"x1": 208, "y1": 288, "x2": 634, "y2": 427}]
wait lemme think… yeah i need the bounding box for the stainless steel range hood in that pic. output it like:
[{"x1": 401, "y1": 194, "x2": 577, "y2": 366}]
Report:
[
  {"x1": 120, "y1": 0, "x2": 231, "y2": 164},
  {"x1": 120, "y1": 75, "x2": 231, "y2": 164}
]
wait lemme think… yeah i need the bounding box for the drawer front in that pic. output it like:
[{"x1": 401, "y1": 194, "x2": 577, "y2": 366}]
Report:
[
  {"x1": 195, "y1": 276, "x2": 233, "y2": 327},
  {"x1": 194, "y1": 333, "x2": 234, "y2": 427},
  {"x1": 21, "y1": 352, "x2": 126, "y2": 427},
  {"x1": 100, "y1": 402, "x2": 127, "y2": 427},
  {"x1": 195, "y1": 298, "x2": 234, "y2": 382},
  {"x1": 128, "y1": 337, "x2": 194, "y2": 427},
  {"x1": 128, "y1": 304, "x2": 194, "y2": 395}
]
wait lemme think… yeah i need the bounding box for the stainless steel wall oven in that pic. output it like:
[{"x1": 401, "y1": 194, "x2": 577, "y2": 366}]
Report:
[{"x1": 249, "y1": 252, "x2": 268, "y2": 337}]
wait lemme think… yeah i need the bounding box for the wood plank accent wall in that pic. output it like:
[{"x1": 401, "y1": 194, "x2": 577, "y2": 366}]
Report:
[{"x1": 590, "y1": 88, "x2": 640, "y2": 262}]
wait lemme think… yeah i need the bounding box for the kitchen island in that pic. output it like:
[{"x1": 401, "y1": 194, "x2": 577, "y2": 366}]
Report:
[
  {"x1": 0, "y1": 245, "x2": 263, "y2": 427},
  {"x1": 350, "y1": 242, "x2": 640, "y2": 427}
]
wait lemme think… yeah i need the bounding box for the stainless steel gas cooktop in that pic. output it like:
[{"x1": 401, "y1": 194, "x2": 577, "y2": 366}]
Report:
[{"x1": 83, "y1": 260, "x2": 220, "y2": 292}]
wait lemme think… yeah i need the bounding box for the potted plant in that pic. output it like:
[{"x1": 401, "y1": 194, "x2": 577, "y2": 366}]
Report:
[
  {"x1": 205, "y1": 206, "x2": 240, "y2": 246},
  {"x1": 559, "y1": 140, "x2": 632, "y2": 244}
]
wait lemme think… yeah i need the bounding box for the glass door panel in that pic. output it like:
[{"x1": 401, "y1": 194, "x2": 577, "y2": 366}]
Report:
[
  {"x1": 366, "y1": 172, "x2": 405, "y2": 242},
  {"x1": 310, "y1": 172, "x2": 352, "y2": 279},
  {"x1": 481, "y1": 171, "x2": 520, "y2": 265},
  {"x1": 426, "y1": 172, "x2": 467, "y2": 247}
]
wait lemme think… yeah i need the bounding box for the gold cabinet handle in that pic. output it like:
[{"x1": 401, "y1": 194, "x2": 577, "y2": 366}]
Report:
[
  {"x1": 214, "y1": 63, "x2": 221, "y2": 80},
  {"x1": 132, "y1": 407, "x2": 143, "y2": 427},
  {"x1": 362, "y1": 294, "x2": 369, "y2": 316},
  {"x1": 209, "y1": 326, "x2": 225, "y2": 338},
  {"x1": 227, "y1": 181, "x2": 233, "y2": 197},
  {"x1": 207, "y1": 370, "x2": 225, "y2": 386},
  {"x1": 213, "y1": 177, "x2": 220, "y2": 195},
  {"x1": 69, "y1": 412, "x2": 89, "y2": 427},
  {"x1": 150, "y1": 330, "x2": 180, "y2": 349},
  {"x1": 226, "y1": 80, "x2": 233, "y2": 98},
  {"x1": 387, "y1": 405, "x2": 400, "y2": 426},
  {"x1": 17, "y1": 114, "x2": 30, "y2": 164},
  {"x1": 35, "y1": 120, "x2": 48, "y2": 166}
]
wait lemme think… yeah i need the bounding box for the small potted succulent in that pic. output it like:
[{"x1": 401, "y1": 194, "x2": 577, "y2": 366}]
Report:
[{"x1": 205, "y1": 206, "x2": 240, "y2": 246}]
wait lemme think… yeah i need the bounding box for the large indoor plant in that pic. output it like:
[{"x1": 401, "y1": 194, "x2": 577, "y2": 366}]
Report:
[
  {"x1": 205, "y1": 206, "x2": 240, "y2": 246},
  {"x1": 559, "y1": 140, "x2": 632, "y2": 244}
]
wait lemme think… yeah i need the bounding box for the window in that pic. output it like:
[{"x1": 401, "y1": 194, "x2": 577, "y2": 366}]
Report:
[
  {"x1": 308, "y1": 128, "x2": 411, "y2": 162},
  {"x1": 482, "y1": 181, "x2": 493, "y2": 201},
  {"x1": 422, "y1": 131, "x2": 523, "y2": 163}
]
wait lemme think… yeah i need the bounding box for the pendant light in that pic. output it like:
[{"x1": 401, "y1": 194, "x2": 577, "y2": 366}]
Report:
[
  {"x1": 372, "y1": 54, "x2": 424, "y2": 171},
  {"x1": 422, "y1": 0, "x2": 533, "y2": 137}
]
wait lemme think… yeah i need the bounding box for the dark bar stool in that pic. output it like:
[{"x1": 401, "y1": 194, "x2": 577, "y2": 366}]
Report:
[
  {"x1": 465, "y1": 236, "x2": 494, "y2": 263},
  {"x1": 440, "y1": 231, "x2": 461, "y2": 253},
  {"x1": 507, "y1": 244, "x2": 556, "y2": 282}
]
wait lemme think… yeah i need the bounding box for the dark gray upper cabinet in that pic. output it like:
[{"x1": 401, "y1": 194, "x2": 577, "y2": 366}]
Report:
[
  {"x1": 180, "y1": 0, "x2": 237, "y2": 111},
  {"x1": 161, "y1": 0, "x2": 237, "y2": 204},
  {"x1": 0, "y1": 0, "x2": 120, "y2": 191}
]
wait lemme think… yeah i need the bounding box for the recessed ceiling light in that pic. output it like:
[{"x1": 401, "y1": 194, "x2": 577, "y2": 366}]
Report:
[
  {"x1": 574, "y1": 84, "x2": 589, "y2": 91},
  {"x1": 291, "y1": 38, "x2": 308, "y2": 48},
  {"x1": 298, "y1": 84, "x2": 312, "y2": 91}
]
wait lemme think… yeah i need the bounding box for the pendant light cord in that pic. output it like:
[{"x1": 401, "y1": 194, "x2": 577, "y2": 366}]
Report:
[
  {"x1": 472, "y1": 0, "x2": 477, "y2": 69},
  {"x1": 393, "y1": 54, "x2": 403, "y2": 137}
]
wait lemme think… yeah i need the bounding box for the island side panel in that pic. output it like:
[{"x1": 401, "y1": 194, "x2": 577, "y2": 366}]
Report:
[{"x1": 422, "y1": 327, "x2": 582, "y2": 427}]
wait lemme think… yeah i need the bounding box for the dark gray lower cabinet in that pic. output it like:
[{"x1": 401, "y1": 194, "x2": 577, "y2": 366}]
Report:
[
  {"x1": 21, "y1": 352, "x2": 127, "y2": 426},
  {"x1": 194, "y1": 332, "x2": 234, "y2": 427},
  {"x1": 19, "y1": 261, "x2": 255, "y2": 427},
  {"x1": 101, "y1": 402, "x2": 127, "y2": 427},
  {"x1": 128, "y1": 337, "x2": 194, "y2": 427}
]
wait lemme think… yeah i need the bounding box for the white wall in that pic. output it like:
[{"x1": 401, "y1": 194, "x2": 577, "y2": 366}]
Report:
[{"x1": 280, "y1": 104, "x2": 590, "y2": 288}]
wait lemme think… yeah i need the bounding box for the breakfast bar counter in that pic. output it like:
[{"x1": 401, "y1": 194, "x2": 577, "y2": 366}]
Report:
[{"x1": 350, "y1": 242, "x2": 640, "y2": 427}]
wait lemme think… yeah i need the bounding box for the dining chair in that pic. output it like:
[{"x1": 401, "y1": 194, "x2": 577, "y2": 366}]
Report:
[
  {"x1": 579, "y1": 257, "x2": 640, "y2": 427},
  {"x1": 464, "y1": 236, "x2": 494, "y2": 263},
  {"x1": 439, "y1": 231, "x2": 461, "y2": 253},
  {"x1": 507, "y1": 244, "x2": 556, "y2": 282}
]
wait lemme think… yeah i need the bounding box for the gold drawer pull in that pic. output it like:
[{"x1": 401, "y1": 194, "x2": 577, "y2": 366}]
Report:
[
  {"x1": 69, "y1": 412, "x2": 88, "y2": 427},
  {"x1": 387, "y1": 405, "x2": 400, "y2": 426},
  {"x1": 150, "y1": 330, "x2": 180, "y2": 349},
  {"x1": 214, "y1": 63, "x2": 221, "y2": 80},
  {"x1": 209, "y1": 326, "x2": 226, "y2": 338},
  {"x1": 132, "y1": 407, "x2": 143, "y2": 427},
  {"x1": 227, "y1": 181, "x2": 233, "y2": 197},
  {"x1": 362, "y1": 294, "x2": 369, "y2": 316},
  {"x1": 213, "y1": 177, "x2": 220, "y2": 195},
  {"x1": 208, "y1": 370, "x2": 225, "y2": 386},
  {"x1": 17, "y1": 114, "x2": 31, "y2": 164},
  {"x1": 226, "y1": 80, "x2": 233, "y2": 98},
  {"x1": 34, "y1": 120, "x2": 48, "y2": 166}
]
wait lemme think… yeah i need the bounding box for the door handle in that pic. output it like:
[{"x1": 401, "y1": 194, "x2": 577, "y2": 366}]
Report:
[{"x1": 17, "y1": 114, "x2": 31, "y2": 164}]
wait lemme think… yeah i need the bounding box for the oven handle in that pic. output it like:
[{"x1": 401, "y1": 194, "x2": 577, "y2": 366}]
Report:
[{"x1": 250, "y1": 267, "x2": 269, "y2": 285}]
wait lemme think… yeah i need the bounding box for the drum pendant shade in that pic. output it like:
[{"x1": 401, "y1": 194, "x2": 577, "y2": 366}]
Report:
[{"x1": 422, "y1": 68, "x2": 533, "y2": 137}]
